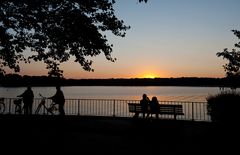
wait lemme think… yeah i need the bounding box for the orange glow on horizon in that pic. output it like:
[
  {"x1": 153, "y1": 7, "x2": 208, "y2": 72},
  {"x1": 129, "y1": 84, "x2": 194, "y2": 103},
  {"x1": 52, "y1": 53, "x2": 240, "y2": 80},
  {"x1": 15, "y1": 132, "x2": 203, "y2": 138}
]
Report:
[
  {"x1": 140, "y1": 72, "x2": 161, "y2": 79},
  {"x1": 142, "y1": 74, "x2": 157, "y2": 79}
]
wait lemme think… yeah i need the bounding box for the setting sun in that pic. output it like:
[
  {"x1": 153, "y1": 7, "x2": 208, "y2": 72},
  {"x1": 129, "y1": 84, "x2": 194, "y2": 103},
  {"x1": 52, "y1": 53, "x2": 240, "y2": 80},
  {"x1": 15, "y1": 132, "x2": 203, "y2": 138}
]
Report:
[
  {"x1": 141, "y1": 73, "x2": 159, "y2": 79},
  {"x1": 143, "y1": 75, "x2": 156, "y2": 79}
]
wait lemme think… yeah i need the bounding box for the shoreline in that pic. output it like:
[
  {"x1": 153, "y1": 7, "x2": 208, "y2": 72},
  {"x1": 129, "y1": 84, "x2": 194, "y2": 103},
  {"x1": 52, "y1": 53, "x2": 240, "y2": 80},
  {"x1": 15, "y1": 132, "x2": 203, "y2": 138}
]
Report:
[{"x1": 1, "y1": 76, "x2": 238, "y2": 87}]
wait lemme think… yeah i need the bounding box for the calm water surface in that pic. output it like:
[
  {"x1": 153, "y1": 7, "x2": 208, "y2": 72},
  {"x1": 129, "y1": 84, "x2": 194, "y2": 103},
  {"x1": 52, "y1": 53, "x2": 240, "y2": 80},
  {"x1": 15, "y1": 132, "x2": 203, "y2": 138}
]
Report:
[{"x1": 0, "y1": 86, "x2": 227, "y2": 102}]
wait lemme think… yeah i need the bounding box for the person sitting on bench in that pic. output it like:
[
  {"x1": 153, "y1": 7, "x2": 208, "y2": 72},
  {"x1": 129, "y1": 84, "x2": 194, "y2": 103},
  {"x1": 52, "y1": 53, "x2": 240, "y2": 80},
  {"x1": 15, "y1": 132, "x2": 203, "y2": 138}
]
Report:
[
  {"x1": 140, "y1": 94, "x2": 150, "y2": 118},
  {"x1": 149, "y1": 96, "x2": 160, "y2": 119}
]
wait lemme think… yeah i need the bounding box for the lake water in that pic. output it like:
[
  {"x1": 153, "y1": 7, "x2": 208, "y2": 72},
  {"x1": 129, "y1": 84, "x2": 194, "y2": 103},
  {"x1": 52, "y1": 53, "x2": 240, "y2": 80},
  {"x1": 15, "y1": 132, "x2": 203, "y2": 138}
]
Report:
[{"x1": 0, "y1": 86, "x2": 228, "y2": 102}]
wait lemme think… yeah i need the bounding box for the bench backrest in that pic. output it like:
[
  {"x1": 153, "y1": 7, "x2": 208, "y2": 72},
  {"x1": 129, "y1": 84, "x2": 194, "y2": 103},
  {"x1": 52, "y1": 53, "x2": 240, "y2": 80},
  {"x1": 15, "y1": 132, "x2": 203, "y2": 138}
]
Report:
[
  {"x1": 128, "y1": 103, "x2": 184, "y2": 114},
  {"x1": 159, "y1": 104, "x2": 184, "y2": 115},
  {"x1": 128, "y1": 103, "x2": 142, "y2": 113}
]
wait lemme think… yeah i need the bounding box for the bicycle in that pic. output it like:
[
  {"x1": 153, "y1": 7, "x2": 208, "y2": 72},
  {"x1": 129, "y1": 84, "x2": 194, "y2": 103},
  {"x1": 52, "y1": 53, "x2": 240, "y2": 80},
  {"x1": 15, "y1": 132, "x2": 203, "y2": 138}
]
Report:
[
  {"x1": 0, "y1": 98, "x2": 5, "y2": 114},
  {"x1": 13, "y1": 98, "x2": 24, "y2": 114},
  {"x1": 35, "y1": 93, "x2": 58, "y2": 115}
]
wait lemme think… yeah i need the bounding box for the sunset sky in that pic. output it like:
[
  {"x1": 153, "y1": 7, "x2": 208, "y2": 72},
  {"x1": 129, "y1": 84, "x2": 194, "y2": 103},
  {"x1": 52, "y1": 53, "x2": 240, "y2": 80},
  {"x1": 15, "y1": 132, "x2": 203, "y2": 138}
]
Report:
[{"x1": 16, "y1": 0, "x2": 240, "y2": 79}]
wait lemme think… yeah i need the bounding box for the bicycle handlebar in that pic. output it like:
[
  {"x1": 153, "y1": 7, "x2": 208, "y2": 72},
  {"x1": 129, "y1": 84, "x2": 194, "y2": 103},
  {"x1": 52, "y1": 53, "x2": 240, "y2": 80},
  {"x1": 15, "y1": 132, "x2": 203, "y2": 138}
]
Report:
[
  {"x1": 39, "y1": 93, "x2": 46, "y2": 99},
  {"x1": 39, "y1": 93, "x2": 54, "y2": 101}
]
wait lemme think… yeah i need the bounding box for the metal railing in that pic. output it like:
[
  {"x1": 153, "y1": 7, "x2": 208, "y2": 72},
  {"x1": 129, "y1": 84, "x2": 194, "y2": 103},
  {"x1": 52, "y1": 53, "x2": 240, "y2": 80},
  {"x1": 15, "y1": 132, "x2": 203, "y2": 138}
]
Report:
[{"x1": 0, "y1": 98, "x2": 210, "y2": 122}]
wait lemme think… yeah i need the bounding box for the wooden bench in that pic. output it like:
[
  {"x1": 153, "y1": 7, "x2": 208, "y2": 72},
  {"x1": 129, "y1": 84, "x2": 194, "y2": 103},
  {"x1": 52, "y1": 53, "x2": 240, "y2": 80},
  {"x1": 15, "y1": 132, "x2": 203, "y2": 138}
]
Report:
[
  {"x1": 128, "y1": 103, "x2": 144, "y2": 118},
  {"x1": 128, "y1": 103, "x2": 184, "y2": 120},
  {"x1": 158, "y1": 104, "x2": 184, "y2": 120}
]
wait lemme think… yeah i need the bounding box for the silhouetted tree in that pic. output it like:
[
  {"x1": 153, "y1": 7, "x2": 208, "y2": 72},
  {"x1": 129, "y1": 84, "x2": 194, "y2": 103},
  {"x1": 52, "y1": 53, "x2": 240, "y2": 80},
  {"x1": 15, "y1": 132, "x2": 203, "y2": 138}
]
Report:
[
  {"x1": 207, "y1": 92, "x2": 239, "y2": 122},
  {"x1": 0, "y1": 0, "x2": 147, "y2": 77},
  {"x1": 217, "y1": 30, "x2": 240, "y2": 89},
  {"x1": 217, "y1": 30, "x2": 240, "y2": 78},
  {"x1": 207, "y1": 29, "x2": 240, "y2": 125}
]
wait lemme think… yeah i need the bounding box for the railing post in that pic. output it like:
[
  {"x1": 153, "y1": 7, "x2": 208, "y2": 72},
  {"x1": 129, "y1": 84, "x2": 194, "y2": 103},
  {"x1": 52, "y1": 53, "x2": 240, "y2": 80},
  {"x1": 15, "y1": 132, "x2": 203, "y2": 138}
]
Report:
[
  {"x1": 192, "y1": 102, "x2": 194, "y2": 121},
  {"x1": 113, "y1": 99, "x2": 115, "y2": 117},
  {"x1": 8, "y1": 98, "x2": 12, "y2": 114},
  {"x1": 77, "y1": 99, "x2": 80, "y2": 116}
]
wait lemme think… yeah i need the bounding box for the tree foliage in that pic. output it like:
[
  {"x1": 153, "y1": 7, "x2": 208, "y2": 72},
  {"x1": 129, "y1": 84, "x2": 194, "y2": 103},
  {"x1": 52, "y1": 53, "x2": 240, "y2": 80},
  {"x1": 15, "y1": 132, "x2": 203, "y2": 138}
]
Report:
[
  {"x1": 207, "y1": 91, "x2": 240, "y2": 123},
  {"x1": 217, "y1": 30, "x2": 240, "y2": 78},
  {"x1": 0, "y1": 0, "x2": 147, "y2": 77}
]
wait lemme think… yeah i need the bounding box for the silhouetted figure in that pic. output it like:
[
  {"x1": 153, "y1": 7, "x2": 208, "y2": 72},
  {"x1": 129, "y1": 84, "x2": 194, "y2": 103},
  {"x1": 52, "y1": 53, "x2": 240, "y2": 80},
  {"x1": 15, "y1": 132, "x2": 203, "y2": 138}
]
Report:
[
  {"x1": 140, "y1": 94, "x2": 150, "y2": 118},
  {"x1": 17, "y1": 86, "x2": 34, "y2": 115},
  {"x1": 149, "y1": 96, "x2": 160, "y2": 119},
  {"x1": 49, "y1": 86, "x2": 65, "y2": 116}
]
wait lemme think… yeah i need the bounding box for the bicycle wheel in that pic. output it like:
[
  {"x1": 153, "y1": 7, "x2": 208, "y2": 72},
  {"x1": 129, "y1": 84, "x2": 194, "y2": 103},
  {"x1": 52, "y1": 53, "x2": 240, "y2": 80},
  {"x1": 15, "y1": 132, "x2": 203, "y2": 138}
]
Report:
[
  {"x1": 48, "y1": 104, "x2": 59, "y2": 115},
  {"x1": 14, "y1": 99, "x2": 23, "y2": 114},
  {"x1": 15, "y1": 105, "x2": 22, "y2": 114},
  {"x1": 0, "y1": 102, "x2": 5, "y2": 114},
  {"x1": 35, "y1": 104, "x2": 42, "y2": 114}
]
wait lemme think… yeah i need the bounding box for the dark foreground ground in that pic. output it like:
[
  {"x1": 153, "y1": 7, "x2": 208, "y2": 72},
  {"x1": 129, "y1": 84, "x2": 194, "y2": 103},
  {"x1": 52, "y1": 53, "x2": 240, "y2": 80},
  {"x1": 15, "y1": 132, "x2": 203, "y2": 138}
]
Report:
[{"x1": 0, "y1": 115, "x2": 239, "y2": 154}]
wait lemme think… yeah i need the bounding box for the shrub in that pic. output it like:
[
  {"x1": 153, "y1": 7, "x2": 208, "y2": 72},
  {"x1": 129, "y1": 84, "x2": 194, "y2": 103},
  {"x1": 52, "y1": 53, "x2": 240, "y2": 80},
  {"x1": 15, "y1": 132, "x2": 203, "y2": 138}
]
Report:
[{"x1": 207, "y1": 91, "x2": 240, "y2": 123}]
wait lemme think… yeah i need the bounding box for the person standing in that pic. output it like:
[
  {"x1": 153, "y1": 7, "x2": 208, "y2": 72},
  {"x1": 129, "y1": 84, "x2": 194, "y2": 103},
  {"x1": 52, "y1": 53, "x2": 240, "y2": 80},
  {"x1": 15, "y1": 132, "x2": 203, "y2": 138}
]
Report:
[
  {"x1": 49, "y1": 86, "x2": 65, "y2": 116},
  {"x1": 17, "y1": 86, "x2": 34, "y2": 115}
]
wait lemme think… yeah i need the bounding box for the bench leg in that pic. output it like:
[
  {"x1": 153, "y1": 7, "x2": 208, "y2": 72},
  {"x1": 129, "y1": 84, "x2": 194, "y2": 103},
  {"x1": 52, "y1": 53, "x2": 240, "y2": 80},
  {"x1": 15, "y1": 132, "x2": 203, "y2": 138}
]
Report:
[
  {"x1": 133, "y1": 112, "x2": 139, "y2": 118},
  {"x1": 146, "y1": 112, "x2": 150, "y2": 118},
  {"x1": 143, "y1": 112, "x2": 148, "y2": 118}
]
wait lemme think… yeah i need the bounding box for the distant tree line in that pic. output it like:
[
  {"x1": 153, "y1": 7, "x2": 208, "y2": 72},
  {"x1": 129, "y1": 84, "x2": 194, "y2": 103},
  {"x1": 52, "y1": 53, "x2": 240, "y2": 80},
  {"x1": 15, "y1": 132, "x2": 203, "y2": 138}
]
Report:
[{"x1": 0, "y1": 73, "x2": 239, "y2": 88}]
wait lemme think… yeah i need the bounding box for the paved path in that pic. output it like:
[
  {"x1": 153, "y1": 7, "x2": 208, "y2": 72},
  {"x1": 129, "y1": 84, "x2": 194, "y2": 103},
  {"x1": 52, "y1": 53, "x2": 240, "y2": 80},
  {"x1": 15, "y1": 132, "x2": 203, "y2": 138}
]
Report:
[{"x1": 0, "y1": 115, "x2": 238, "y2": 154}]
